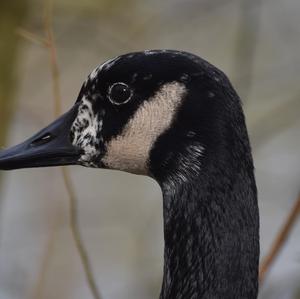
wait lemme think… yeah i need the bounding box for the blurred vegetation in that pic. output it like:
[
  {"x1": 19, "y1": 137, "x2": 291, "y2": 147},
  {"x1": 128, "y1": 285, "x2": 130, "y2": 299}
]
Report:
[{"x1": 0, "y1": 1, "x2": 29, "y2": 146}]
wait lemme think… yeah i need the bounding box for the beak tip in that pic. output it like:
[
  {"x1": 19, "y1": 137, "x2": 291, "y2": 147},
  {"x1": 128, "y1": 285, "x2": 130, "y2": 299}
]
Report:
[{"x1": 0, "y1": 106, "x2": 81, "y2": 171}]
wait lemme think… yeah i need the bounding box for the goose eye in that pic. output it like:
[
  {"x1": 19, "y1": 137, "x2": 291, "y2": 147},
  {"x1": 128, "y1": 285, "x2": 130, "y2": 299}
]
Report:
[{"x1": 108, "y1": 82, "x2": 133, "y2": 105}]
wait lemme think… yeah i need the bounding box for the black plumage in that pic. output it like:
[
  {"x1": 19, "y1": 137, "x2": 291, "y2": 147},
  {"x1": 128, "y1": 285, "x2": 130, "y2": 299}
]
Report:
[{"x1": 0, "y1": 50, "x2": 259, "y2": 299}]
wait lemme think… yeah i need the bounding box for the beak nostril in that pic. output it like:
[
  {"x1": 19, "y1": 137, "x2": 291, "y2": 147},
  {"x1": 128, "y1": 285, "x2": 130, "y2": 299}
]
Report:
[{"x1": 30, "y1": 133, "x2": 54, "y2": 147}]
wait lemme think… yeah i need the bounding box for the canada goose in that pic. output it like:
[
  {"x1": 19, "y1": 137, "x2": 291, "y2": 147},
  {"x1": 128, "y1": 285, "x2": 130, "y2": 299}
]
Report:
[{"x1": 0, "y1": 50, "x2": 259, "y2": 299}]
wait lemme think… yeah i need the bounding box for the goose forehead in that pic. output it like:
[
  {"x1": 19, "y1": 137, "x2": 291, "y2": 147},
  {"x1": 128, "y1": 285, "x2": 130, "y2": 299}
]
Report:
[
  {"x1": 85, "y1": 50, "x2": 187, "y2": 82},
  {"x1": 88, "y1": 55, "x2": 122, "y2": 81}
]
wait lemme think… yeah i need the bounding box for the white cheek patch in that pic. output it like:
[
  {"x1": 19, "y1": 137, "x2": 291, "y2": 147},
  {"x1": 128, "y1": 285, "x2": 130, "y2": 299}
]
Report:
[
  {"x1": 70, "y1": 97, "x2": 103, "y2": 166},
  {"x1": 102, "y1": 82, "x2": 186, "y2": 174}
]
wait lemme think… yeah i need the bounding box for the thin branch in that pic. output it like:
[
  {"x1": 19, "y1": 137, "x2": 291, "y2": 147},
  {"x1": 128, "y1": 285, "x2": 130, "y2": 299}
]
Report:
[
  {"x1": 19, "y1": 23, "x2": 103, "y2": 299},
  {"x1": 43, "y1": 2, "x2": 103, "y2": 299},
  {"x1": 259, "y1": 193, "x2": 300, "y2": 284},
  {"x1": 16, "y1": 28, "x2": 49, "y2": 48},
  {"x1": 32, "y1": 221, "x2": 58, "y2": 299},
  {"x1": 61, "y1": 168, "x2": 102, "y2": 299},
  {"x1": 44, "y1": 0, "x2": 62, "y2": 116}
]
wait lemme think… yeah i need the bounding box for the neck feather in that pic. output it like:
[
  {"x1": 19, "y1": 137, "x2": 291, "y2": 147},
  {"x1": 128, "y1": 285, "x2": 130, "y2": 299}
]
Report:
[{"x1": 158, "y1": 150, "x2": 259, "y2": 299}]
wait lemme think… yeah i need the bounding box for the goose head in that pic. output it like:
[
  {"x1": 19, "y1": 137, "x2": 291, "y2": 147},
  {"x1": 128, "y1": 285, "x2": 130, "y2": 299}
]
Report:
[
  {"x1": 0, "y1": 50, "x2": 233, "y2": 182},
  {"x1": 0, "y1": 50, "x2": 259, "y2": 298}
]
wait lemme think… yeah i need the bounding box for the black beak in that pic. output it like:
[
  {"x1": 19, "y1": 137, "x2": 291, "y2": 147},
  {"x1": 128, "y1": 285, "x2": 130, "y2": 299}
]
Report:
[{"x1": 0, "y1": 105, "x2": 82, "y2": 170}]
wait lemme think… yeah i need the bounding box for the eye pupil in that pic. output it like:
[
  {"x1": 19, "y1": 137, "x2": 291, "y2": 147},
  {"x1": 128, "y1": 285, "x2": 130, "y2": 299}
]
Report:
[{"x1": 109, "y1": 82, "x2": 132, "y2": 105}]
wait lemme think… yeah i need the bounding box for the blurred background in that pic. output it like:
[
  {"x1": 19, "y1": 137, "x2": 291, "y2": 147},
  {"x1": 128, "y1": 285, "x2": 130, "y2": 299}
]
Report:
[{"x1": 0, "y1": 0, "x2": 300, "y2": 298}]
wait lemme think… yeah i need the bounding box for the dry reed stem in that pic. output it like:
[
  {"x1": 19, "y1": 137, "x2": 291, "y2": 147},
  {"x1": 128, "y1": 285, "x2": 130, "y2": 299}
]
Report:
[
  {"x1": 18, "y1": 22, "x2": 102, "y2": 299},
  {"x1": 44, "y1": 2, "x2": 103, "y2": 298},
  {"x1": 16, "y1": 29, "x2": 49, "y2": 48},
  {"x1": 32, "y1": 221, "x2": 58, "y2": 299},
  {"x1": 44, "y1": 1, "x2": 62, "y2": 116},
  {"x1": 61, "y1": 168, "x2": 103, "y2": 299},
  {"x1": 19, "y1": 1, "x2": 102, "y2": 298},
  {"x1": 259, "y1": 193, "x2": 300, "y2": 284}
]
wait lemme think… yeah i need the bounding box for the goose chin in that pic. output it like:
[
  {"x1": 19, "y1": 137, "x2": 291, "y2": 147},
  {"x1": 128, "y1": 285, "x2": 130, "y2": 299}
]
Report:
[{"x1": 0, "y1": 105, "x2": 82, "y2": 170}]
